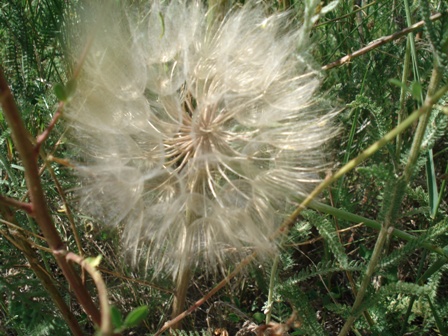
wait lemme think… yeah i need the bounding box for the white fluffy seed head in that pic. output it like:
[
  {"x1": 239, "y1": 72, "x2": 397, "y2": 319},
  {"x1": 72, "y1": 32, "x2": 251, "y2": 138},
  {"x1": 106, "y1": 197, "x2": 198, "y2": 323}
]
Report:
[{"x1": 66, "y1": 0, "x2": 337, "y2": 278}]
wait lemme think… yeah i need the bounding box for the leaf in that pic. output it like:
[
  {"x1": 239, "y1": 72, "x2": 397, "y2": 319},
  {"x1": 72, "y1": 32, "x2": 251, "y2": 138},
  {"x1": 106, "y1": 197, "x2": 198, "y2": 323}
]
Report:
[
  {"x1": 123, "y1": 305, "x2": 149, "y2": 328},
  {"x1": 110, "y1": 306, "x2": 123, "y2": 329},
  {"x1": 54, "y1": 80, "x2": 77, "y2": 102},
  {"x1": 54, "y1": 83, "x2": 68, "y2": 101},
  {"x1": 426, "y1": 149, "x2": 439, "y2": 217},
  {"x1": 85, "y1": 255, "x2": 102, "y2": 268},
  {"x1": 410, "y1": 81, "x2": 423, "y2": 102},
  {"x1": 228, "y1": 313, "x2": 240, "y2": 323},
  {"x1": 360, "y1": 244, "x2": 372, "y2": 260},
  {"x1": 159, "y1": 12, "x2": 165, "y2": 38},
  {"x1": 428, "y1": 296, "x2": 448, "y2": 336},
  {"x1": 253, "y1": 312, "x2": 265, "y2": 323},
  {"x1": 65, "y1": 79, "x2": 77, "y2": 97},
  {"x1": 388, "y1": 78, "x2": 407, "y2": 90},
  {"x1": 389, "y1": 77, "x2": 422, "y2": 103}
]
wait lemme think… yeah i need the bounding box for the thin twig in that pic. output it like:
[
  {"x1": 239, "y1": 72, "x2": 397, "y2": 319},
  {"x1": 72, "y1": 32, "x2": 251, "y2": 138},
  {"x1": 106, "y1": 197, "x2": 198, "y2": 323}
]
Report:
[
  {"x1": 322, "y1": 12, "x2": 444, "y2": 71},
  {"x1": 154, "y1": 254, "x2": 257, "y2": 336},
  {"x1": 0, "y1": 218, "x2": 50, "y2": 249},
  {"x1": 98, "y1": 268, "x2": 174, "y2": 294},
  {"x1": 44, "y1": 157, "x2": 84, "y2": 256},
  {"x1": 66, "y1": 252, "x2": 112, "y2": 336},
  {"x1": 315, "y1": 1, "x2": 377, "y2": 28},
  {"x1": 0, "y1": 194, "x2": 33, "y2": 214},
  {"x1": 35, "y1": 101, "x2": 65, "y2": 152},
  {"x1": 283, "y1": 222, "x2": 365, "y2": 247}
]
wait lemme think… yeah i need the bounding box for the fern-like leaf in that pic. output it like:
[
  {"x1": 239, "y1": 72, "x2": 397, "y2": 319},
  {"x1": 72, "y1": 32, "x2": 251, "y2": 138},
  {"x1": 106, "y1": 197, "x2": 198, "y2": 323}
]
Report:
[{"x1": 302, "y1": 210, "x2": 349, "y2": 268}]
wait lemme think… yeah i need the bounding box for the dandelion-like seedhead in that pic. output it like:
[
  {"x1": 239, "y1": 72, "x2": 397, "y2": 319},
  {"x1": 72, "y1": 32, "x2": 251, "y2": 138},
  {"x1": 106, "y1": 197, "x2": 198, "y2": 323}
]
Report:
[{"x1": 67, "y1": 1, "x2": 336, "y2": 278}]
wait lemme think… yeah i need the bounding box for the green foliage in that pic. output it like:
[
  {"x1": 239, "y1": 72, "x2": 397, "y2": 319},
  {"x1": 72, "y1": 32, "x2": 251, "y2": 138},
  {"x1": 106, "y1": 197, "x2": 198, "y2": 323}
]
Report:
[
  {"x1": 379, "y1": 217, "x2": 448, "y2": 271},
  {"x1": 53, "y1": 79, "x2": 77, "y2": 102},
  {"x1": 0, "y1": 0, "x2": 74, "y2": 135},
  {"x1": 284, "y1": 260, "x2": 365, "y2": 286},
  {"x1": 122, "y1": 305, "x2": 149, "y2": 328},
  {"x1": 106, "y1": 305, "x2": 149, "y2": 334},
  {"x1": 302, "y1": 210, "x2": 349, "y2": 268},
  {"x1": 278, "y1": 285, "x2": 326, "y2": 336},
  {"x1": 0, "y1": 268, "x2": 71, "y2": 336}
]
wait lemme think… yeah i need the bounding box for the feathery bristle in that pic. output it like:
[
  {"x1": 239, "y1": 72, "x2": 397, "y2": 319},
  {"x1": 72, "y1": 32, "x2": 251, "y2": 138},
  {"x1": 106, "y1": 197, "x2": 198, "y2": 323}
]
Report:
[{"x1": 66, "y1": 1, "x2": 336, "y2": 278}]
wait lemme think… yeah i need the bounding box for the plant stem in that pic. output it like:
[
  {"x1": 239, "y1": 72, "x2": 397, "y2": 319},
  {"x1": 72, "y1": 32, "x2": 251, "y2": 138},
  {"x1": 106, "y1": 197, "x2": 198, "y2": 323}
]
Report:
[
  {"x1": 0, "y1": 194, "x2": 33, "y2": 213},
  {"x1": 338, "y1": 63, "x2": 444, "y2": 336},
  {"x1": 266, "y1": 254, "x2": 280, "y2": 324},
  {"x1": 396, "y1": 38, "x2": 411, "y2": 160},
  {"x1": 171, "y1": 267, "x2": 192, "y2": 330},
  {"x1": 44, "y1": 156, "x2": 84, "y2": 256},
  {"x1": 322, "y1": 12, "x2": 443, "y2": 70},
  {"x1": 309, "y1": 200, "x2": 448, "y2": 258},
  {"x1": 66, "y1": 253, "x2": 112, "y2": 336},
  {"x1": 0, "y1": 67, "x2": 101, "y2": 325},
  {"x1": 155, "y1": 253, "x2": 257, "y2": 336}
]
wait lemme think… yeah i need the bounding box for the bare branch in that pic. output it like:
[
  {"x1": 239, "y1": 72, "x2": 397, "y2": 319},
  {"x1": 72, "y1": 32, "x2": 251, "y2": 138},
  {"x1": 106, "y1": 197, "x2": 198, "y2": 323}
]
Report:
[
  {"x1": 322, "y1": 12, "x2": 443, "y2": 71},
  {"x1": 0, "y1": 194, "x2": 33, "y2": 214},
  {"x1": 0, "y1": 66, "x2": 101, "y2": 326}
]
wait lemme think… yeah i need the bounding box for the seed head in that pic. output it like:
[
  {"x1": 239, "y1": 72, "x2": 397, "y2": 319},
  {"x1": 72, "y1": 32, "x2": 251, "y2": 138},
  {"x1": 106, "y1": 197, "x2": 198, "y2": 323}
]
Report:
[{"x1": 67, "y1": 1, "x2": 336, "y2": 277}]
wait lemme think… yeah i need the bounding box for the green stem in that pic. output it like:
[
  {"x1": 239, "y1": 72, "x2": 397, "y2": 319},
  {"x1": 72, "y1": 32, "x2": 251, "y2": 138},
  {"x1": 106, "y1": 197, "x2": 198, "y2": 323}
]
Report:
[
  {"x1": 338, "y1": 64, "x2": 444, "y2": 336},
  {"x1": 170, "y1": 196, "x2": 197, "y2": 330},
  {"x1": 309, "y1": 201, "x2": 448, "y2": 258},
  {"x1": 396, "y1": 38, "x2": 411, "y2": 160},
  {"x1": 434, "y1": 163, "x2": 448, "y2": 215},
  {"x1": 171, "y1": 267, "x2": 192, "y2": 330},
  {"x1": 280, "y1": 82, "x2": 448, "y2": 238},
  {"x1": 266, "y1": 255, "x2": 280, "y2": 324},
  {"x1": 403, "y1": 0, "x2": 422, "y2": 101},
  {"x1": 404, "y1": 67, "x2": 442, "y2": 180},
  {"x1": 335, "y1": 60, "x2": 370, "y2": 204},
  {"x1": 338, "y1": 226, "x2": 390, "y2": 336}
]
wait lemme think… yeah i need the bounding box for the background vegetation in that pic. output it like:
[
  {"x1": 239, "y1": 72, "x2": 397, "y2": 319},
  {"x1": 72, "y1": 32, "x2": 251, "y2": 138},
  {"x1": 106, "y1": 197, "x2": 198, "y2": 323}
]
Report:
[{"x1": 0, "y1": 0, "x2": 447, "y2": 335}]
